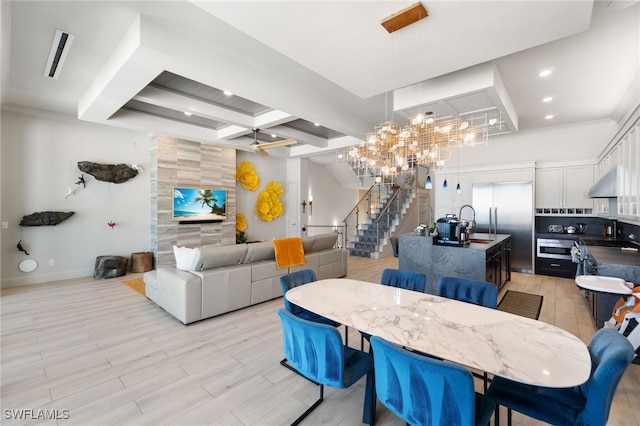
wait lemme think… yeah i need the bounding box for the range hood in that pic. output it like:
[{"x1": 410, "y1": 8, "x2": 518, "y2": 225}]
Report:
[{"x1": 587, "y1": 167, "x2": 618, "y2": 198}]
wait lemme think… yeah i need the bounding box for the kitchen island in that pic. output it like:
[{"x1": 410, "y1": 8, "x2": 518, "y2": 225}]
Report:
[
  {"x1": 399, "y1": 233, "x2": 512, "y2": 294},
  {"x1": 578, "y1": 240, "x2": 640, "y2": 330}
]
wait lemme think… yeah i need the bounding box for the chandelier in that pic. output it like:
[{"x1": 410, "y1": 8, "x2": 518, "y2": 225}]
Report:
[{"x1": 342, "y1": 111, "x2": 499, "y2": 181}]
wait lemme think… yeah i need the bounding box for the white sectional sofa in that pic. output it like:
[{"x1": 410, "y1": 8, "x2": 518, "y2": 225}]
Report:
[{"x1": 143, "y1": 233, "x2": 347, "y2": 324}]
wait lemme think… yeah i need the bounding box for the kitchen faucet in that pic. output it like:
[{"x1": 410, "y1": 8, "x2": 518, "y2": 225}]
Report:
[{"x1": 459, "y1": 204, "x2": 476, "y2": 227}]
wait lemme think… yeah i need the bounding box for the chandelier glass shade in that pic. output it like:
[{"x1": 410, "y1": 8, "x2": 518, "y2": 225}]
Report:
[{"x1": 343, "y1": 111, "x2": 496, "y2": 180}]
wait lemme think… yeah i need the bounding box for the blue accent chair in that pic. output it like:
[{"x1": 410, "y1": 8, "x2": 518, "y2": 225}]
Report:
[
  {"x1": 361, "y1": 269, "x2": 427, "y2": 351},
  {"x1": 381, "y1": 268, "x2": 427, "y2": 292},
  {"x1": 437, "y1": 276, "x2": 498, "y2": 309},
  {"x1": 279, "y1": 269, "x2": 347, "y2": 376},
  {"x1": 280, "y1": 269, "x2": 340, "y2": 327},
  {"x1": 487, "y1": 327, "x2": 635, "y2": 426},
  {"x1": 277, "y1": 309, "x2": 376, "y2": 425},
  {"x1": 370, "y1": 336, "x2": 495, "y2": 426},
  {"x1": 437, "y1": 276, "x2": 498, "y2": 391}
]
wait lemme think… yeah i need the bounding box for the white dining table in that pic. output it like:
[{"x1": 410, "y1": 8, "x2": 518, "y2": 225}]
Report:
[{"x1": 285, "y1": 278, "x2": 591, "y2": 388}]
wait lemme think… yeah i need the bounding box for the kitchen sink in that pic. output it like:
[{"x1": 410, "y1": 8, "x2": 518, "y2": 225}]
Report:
[{"x1": 470, "y1": 239, "x2": 493, "y2": 244}]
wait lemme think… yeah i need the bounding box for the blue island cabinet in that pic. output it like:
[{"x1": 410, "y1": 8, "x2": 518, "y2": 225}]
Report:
[{"x1": 398, "y1": 233, "x2": 512, "y2": 294}]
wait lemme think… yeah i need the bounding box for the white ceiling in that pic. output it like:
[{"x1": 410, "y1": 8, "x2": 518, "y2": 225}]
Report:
[{"x1": 2, "y1": 1, "x2": 639, "y2": 160}]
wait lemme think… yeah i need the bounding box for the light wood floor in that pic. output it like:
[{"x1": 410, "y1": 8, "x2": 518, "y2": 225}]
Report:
[{"x1": 1, "y1": 256, "x2": 639, "y2": 426}]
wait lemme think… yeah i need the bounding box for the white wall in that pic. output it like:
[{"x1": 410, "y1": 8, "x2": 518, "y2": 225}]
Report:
[
  {"x1": 455, "y1": 119, "x2": 618, "y2": 167},
  {"x1": 1, "y1": 110, "x2": 151, "y2": 287},
  {"x1": 306, "y1": 160, "x2": 358, "y2": 236}
]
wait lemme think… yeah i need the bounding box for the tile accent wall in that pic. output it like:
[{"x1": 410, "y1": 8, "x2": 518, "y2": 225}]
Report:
[{"x1": 150, "y1": 136, "x2": 237, "y2": 267}]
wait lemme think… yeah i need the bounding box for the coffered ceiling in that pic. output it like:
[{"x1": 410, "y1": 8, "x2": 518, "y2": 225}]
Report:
[{"x1": 2, "y1": 1, "x2": 638, "y2": 160}]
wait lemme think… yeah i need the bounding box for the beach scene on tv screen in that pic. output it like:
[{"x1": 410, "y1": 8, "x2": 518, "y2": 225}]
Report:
[{"x1": 173, "y1": 188, "x2": 227, "y2": 221}]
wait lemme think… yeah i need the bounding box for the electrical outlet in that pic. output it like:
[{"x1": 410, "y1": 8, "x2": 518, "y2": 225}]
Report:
[
  {"x1": 49, "y1": 259, "x2": 55, "y2": 266},
  {"x1": 1, "y1": 222, "x2": 7, "y2": 229}
]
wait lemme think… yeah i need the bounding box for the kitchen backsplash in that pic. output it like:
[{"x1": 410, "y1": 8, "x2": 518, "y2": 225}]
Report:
[{"x1": 535, "y1": 216, "x2": 639, "y2": 239}]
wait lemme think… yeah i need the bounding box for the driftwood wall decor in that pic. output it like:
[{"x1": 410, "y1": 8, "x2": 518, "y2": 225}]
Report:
[
  {"x1": 20, "y1": 211, "x2": 75, "y2": 226},
  {"x1": 77, "y1": 161, "x2": 138, "y2": 183}
]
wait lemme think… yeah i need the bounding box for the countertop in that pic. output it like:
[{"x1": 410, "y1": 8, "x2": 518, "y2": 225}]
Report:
[
  {"x1": 535, "y1": 232, "x2": 581, "y2": 240},
  {"x1": 585, "y1": 246, "x2": 640, "y2": 267},
  {"x1": 580, "y1": 238, "x2": 640, "y2": 284},
  {"x1": 443, "y1": 232, "x2": 511, "y2": 250}
]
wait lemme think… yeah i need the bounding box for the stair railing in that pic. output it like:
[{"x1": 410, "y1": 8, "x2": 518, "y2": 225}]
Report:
[
  {"x1": 301, "y1": 224, "x2": 345, "y2": 248},
  {"x1": 342, "y1": 183, "x2": 392, "y2": 249},
  {"x1": 373, "y1": 176, "x2": 416, "y2": 252}
]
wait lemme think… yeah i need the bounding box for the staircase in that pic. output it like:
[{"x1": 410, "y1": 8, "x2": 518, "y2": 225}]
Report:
[{"x1": 347, "y1": 182, "x2": 416, "y2": 259}]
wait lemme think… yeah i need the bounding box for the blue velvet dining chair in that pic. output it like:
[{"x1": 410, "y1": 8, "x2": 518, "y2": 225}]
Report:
[
  {"x1": 370, "y1": 336, "x2": 495, "y2": 426},
  {"x1": 437, "y1": 276, "x2": 498, "y2": 391},
  {"x1": 437, "y1": 276, "x2": 498, "y2": 309},
  {"x1": 487, "y1": 327, "x2": 635, "y2": 426},
  {"x1": 277, "y1": 309, "x2": 376, "y2": 426},
  {"x1": 381, "y1": 268, "x2": 427, "y2": 292},
  {"x1": 279, "y1": 269, "x2": 347, "y2": 377},
  {"x1": 361, "y1": 269, "x2": 427, "y2": 351},
  {"x1": 280, "y1": 269, "x2": 341, "y2": 328}
]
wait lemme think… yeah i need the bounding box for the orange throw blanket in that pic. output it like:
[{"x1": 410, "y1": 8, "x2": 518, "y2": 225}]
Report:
[{"x1": 273, "y1": 237, "x2": 306, "y2": 269}]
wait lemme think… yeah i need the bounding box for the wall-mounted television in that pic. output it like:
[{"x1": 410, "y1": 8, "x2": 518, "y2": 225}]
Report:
[{"x1": 172, "y1": 187, "x2": 227, "y2": 223}]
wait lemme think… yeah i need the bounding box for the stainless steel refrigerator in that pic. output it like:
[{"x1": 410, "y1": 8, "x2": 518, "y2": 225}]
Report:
[{"x1": 472, "y1": 181, "x2": 533, "y2": 273}]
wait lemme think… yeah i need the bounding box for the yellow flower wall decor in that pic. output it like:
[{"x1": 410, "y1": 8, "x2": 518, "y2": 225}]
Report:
[
  {"x1": 255, "y1": 181, "x2": 284, "y2": 222},
  {"x1": 236, "y1": 213, "x2": 247, "y2": 232},
  {"x1": 236, "y1": 161, "x2": 259, "y2": 191},
  {"x1": 236, "y1": 213, "x2": 248, "y2": 244}
]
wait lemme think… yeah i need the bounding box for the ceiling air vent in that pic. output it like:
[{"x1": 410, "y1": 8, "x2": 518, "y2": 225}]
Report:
[{"x1": 44, "y1": 29, "x2": 74, "y2": 79}]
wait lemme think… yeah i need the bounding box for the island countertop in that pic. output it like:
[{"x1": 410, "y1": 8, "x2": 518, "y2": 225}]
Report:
[
  {"x1": 399, "y1": 233, "x2": 512, "y2": 293},
  {"x1": 457, "y1": 232, "x2": 511, "y2": 250}
]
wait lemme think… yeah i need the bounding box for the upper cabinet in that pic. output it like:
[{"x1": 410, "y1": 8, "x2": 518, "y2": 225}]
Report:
[
  {"x1": 536, "y1": 164, "x2": 594, "y2": 215},
  {"x1": 617, "y1": 121, "x2": 639, "y2": 221},
  {"x1": 594, "y1": 145, "x2": 619, "y2": 216}
]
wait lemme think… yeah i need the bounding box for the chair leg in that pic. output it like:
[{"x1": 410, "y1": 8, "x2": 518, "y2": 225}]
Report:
[
  {"x1": 362, "y1": 369, "x2": 376, "y2": 425},
  {"x1": 345, "y1": 325, "x2": 349, "y2": 346},
  {"x1": 507, "y1": 407, "x2": 512, "y2": 426},
  {"x1": 280, "y1": 358, "x2": 319, "y2": 385},
  {"x1": 494, "y1": 404, "x2": 499, "y2": 426},
  {"x1": 291, "y1": 384, "x2": 324, "y2": 426}
]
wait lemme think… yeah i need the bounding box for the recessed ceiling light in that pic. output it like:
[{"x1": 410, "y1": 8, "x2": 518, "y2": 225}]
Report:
[
  {"x1": 545, "y1": 114, "x2": 554, "y2": 120},
  {"x1": 542, "y1": 97, "x2": 553, "y2": 102},
  {"x1": 539, "y1": 69, "x2": 552, "y2": 77},
  {"x1": 314, "y1": 122, "x2": 320, "y2": 127},
  {"x1": 223, "y1": 90, "x2": 232, "y2": 96},
  {"x1": 271, "y1": 134, "x2": 277, "y2": 138},
  {"x1": 184, "y1": 111, "x2": 192, "y2": 116}
]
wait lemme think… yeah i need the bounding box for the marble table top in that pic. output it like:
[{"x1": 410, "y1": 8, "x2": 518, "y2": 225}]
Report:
[{"x1": 286, "y1": 278, "x2": 591, "y2": 388}]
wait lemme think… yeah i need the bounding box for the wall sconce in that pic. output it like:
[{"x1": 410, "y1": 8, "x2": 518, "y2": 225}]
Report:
[
  {"x1": 301, "y1": 200, "x2": 307, "y2": 213},
  {"x1": 309, "y1": 196, "x2": 313, "y2": 215}
]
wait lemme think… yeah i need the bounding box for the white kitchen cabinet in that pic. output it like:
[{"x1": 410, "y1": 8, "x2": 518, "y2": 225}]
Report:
[
  {"x1": 594, "y1": 145, "x2": 618, "y2": 216},
  {"x1": 618, "y1": 122, "x2": 639, "y2": 221},
  {"x1": 536, "y1": 164, "x2": 594, "y2": 213}
]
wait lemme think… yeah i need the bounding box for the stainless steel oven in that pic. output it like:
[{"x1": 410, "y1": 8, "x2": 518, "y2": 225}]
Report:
[{"x1": 536, "y1": 238, "x2": 574, "y2": 260}]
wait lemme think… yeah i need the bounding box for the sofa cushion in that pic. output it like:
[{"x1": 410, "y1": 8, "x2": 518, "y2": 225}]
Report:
[
  {"x1": 311, "y1": 232, "x2": 338, "y2": 251},
  {"x1": 243, "y1": 241, "x2": 275, "y2": 263},
  {"x1": 173, "y1": 246, "x2": 198, "y2": 271},
  {"x1": 193, "y1": 244, "x2": 248, "y2": 270},
  {"x1": 301, "y1": 236, "x2": 316, "y2": 253}
]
